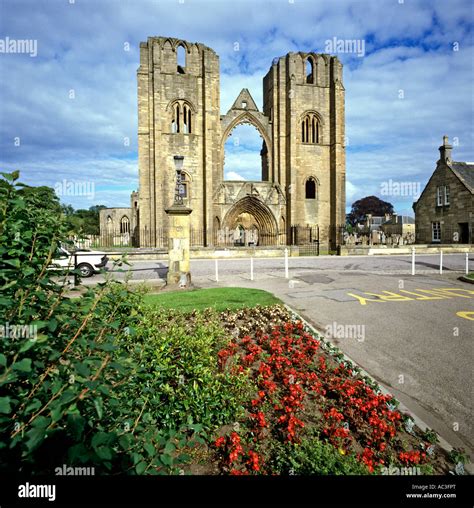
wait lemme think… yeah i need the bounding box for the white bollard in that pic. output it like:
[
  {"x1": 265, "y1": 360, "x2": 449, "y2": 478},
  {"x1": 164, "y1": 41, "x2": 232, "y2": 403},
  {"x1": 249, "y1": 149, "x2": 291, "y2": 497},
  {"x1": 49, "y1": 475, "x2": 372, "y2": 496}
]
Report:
[
  {"x1": 284, "y1": 248, "x2": 289, "y2": 279},
  {"x1": 215, "y1": 258, "x2": 219, "y2": 282},
  {"x1": 411, "y1": 247, "x2": 415, "y2": 276},
  {"x1": 440, "y1": 250, "x2": 443, "y2": 275},
  {"x1": 466, "y1": 252, "x2": 469, "y2": 275},
  {"x1": 250, "y1": 257, "x2": 254, "y2": 281}
]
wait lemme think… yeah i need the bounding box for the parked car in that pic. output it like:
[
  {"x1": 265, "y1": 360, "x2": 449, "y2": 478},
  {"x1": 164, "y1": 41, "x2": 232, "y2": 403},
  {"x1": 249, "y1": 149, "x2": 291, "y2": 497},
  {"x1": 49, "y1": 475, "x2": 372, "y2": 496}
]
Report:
[{"x1": 50, "y1": 246, "x2": 109, "y2": 278}]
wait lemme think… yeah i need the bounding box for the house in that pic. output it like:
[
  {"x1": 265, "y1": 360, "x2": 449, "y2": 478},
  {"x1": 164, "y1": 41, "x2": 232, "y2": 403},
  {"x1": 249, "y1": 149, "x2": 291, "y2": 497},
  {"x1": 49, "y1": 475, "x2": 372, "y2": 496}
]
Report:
[
  {"x1": 413, "y1": 136, "x2": 473, "y2": 244},
  {"x1": 381, "y1": 214, "x2": 415, "y2": 237}
]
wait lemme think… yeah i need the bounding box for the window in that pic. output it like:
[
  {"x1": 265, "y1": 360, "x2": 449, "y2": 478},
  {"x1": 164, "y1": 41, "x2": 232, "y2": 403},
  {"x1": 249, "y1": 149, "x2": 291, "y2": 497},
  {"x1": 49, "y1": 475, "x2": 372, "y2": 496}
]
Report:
[
  {"x1": 171, "y1": 100, "x2": 193, "y2": 134},
  {"x1": 177, "y1": 44, "x2": 186, "y2": 74},
  {"x1": 432, "y1": 222, "x2": 441, "y2": 242},
  {"x1": 444, "y1": 185, "x2": 450, "y2": 205},
  {"x1": 120, "y1": 216, "x2": 130, "y2": 234},
  {"x1": 305, "y1": 178, "x2": 316, "y2": 199},
  {"x1": 436, "y1": 186, "x2": 443, "y2": 206},
  {"x1": 436, "y1": 185, "x2": 450, "y2": 206},
  {"x1": 305, "y1": 57, "x2": 314, "y2": 84},
  {"x1": 242, "y1": 101, "x2": 247, "y2": 108},
  {"x1": 301, "y1": 113, "x2": 320, "y2": 143}
]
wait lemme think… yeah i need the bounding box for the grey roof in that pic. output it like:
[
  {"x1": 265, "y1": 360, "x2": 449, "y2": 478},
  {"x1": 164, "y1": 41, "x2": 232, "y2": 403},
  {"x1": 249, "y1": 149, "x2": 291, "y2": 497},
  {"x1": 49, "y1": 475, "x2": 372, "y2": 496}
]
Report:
[
  {"x1": 450, "y1": 162, "x2": 474, "y2": 193},
  {"x1": 383, "y1": 215, "x2": 415, "y2": 225}
]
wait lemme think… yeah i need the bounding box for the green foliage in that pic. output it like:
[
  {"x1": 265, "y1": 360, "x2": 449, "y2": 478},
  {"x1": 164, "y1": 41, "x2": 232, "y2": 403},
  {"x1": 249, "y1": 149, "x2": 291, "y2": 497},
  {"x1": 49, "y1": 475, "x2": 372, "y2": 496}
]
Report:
[
  {"x1": 422, "y1": 429, "x2": 439, "y2": 445},
  {"x1": 62, "y1": 205, "x2": 107, "y2": 236},
  {"x1": 120, "y1": 307, "x2": 253, "y2": 432},
  {"x1": 269, "y1": 431, "x2": 371, "y2": 475},
  {"x1": 347, "y1": 195, "x2": 394, "y2": 226},
  {"x1": 0, "y1": 172, "x2": 198, "y2": 474},
  {"x1": 448, "y1": 447, "x2": 468, "y2": 466}
]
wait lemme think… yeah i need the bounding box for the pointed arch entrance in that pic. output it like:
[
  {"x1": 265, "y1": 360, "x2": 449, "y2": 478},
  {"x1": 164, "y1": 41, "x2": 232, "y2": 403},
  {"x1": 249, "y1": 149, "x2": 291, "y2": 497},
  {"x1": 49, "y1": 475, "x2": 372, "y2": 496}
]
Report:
[{"x1": 222, "y1": 196, "x2": 278, "y2": 246}]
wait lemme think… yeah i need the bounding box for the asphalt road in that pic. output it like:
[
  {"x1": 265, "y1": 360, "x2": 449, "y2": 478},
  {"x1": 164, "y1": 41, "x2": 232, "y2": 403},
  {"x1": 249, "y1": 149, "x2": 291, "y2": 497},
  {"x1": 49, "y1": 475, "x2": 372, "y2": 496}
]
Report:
[{"x1": 86, "y1": 253, "x2": 473, "y2": 456}]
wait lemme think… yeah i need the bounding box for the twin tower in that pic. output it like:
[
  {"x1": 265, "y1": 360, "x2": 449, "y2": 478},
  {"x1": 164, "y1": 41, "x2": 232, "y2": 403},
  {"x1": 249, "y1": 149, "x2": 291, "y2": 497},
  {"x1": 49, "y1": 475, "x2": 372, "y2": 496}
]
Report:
[{"x1": 135, "y1": 36, "x2": 345, "y2": 248}]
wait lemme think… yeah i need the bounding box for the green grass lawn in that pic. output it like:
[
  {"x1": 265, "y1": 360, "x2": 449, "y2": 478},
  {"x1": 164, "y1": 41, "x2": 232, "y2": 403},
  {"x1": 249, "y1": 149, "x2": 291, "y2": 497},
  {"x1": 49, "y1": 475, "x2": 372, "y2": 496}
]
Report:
[
  {"x1": 143, "y1": 287, "x2": 281, "y2": 312},
  {"x1": 466, "y1": 272, "x2": 474, "y2": 280}
]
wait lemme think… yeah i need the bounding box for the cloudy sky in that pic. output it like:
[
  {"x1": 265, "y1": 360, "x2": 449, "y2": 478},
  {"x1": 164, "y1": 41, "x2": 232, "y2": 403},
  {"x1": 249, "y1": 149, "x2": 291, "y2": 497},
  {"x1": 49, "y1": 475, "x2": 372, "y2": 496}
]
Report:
[{"x1": 0, "y1": 0, "x2": 472, "y2": 215}]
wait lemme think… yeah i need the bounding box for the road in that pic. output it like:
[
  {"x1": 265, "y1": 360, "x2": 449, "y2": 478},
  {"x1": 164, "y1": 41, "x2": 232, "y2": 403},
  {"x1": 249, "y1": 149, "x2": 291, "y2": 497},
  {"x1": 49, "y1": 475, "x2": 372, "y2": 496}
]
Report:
[{"x1": 86, "y1": 253, "x2": 474, "y2": 455}]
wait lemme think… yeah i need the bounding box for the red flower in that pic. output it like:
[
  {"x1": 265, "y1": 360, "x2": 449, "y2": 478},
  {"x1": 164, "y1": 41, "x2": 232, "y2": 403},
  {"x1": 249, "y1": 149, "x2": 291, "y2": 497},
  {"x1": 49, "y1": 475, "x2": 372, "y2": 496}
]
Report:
[
  {"x1": 246, "y1": 450, "x2": 260, "y2": 471},
  {"x1": 214, "y1": 436, "x2": 226, "y2": 448}
]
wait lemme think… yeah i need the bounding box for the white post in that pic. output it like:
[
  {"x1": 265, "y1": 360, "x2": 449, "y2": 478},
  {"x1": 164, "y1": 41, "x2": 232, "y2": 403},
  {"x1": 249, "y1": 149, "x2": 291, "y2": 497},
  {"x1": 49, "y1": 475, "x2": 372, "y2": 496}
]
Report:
[
  {"x1": 440, "y1": 250, "x2": 443, "y2": 275},
  {"x1": 250, "y1": 257, "x2": 254, "y2": 281},
  {"x1": 411, "y1": 247, "x2": 415, "y2": 276},
  {"x1": 215, "y1": 258, "x2": 219, "y2": 282},
  {"x1": 284, "y1": 248, "x2": 289, "y2": 279},
  {"x1": 466, "y1": 252, "x2": 469, "y2": 275}
]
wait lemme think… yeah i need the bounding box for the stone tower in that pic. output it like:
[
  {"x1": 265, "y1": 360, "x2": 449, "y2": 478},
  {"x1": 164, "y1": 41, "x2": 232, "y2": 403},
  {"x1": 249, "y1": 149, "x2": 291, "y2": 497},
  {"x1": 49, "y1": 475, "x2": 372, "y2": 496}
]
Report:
[
  {"x1": 263, "y1": 52, "x2": 346, "y2": 248},
  {"x1": 127, "y1": 37, "x2": 346, "y2": 249},
  {"x1": 137, "y1": 37, "x2": 220, "y2": 246}
]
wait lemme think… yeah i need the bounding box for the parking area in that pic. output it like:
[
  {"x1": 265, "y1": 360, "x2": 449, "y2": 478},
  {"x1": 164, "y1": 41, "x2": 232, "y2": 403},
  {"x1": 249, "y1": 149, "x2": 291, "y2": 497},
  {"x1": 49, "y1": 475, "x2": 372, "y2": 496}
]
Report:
[{"x1": 86, "y1": 253, "x2": 473, "y2": 455}]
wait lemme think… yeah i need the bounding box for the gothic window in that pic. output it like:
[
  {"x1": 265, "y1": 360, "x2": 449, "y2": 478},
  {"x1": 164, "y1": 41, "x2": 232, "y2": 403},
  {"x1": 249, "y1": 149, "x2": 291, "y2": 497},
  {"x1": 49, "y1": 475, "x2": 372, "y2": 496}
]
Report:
[
  {"x1": 170, "y1": 100, "x2": 193, "y2": 134},
  {"x1": 301, "y1": 112, "x2": 320, "y2": 143},
  {"x1": 177, "y1": 44, "x2": 186, "y2": 74},
  {"x1": 305, "y1": 178, "x2": 317, "y2": 199},
  {"x1": 305, "y1": 57, "x2": 314, "y2": 84},
  {"x1": 120, "y1": 216, "x2": 130, "y2": 234}
]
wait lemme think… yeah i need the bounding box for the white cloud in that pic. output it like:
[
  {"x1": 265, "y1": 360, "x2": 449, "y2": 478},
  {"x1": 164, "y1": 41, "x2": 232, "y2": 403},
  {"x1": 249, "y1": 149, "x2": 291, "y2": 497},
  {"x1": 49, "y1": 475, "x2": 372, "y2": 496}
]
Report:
[
  {"x1": 0, "y1": 0, "x2": 472, "y2": 212},
  {"x1": 225, "y1": 171, "x2": 246, "y2": 181}
]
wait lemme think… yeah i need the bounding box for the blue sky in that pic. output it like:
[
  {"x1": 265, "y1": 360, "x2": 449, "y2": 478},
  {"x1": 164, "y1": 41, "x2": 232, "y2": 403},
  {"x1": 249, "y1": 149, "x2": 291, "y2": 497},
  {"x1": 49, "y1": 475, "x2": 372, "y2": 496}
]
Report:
[{"x1": 0, "y1": 0, "x2": 472, "y2": 216}]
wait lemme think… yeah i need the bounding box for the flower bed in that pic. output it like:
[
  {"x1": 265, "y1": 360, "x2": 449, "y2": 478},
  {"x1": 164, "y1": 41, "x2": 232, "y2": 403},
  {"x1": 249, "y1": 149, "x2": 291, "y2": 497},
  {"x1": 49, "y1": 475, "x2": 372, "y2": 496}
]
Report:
[{"x1": 205, "y1": 305, "x2": 455, "y2": 475}]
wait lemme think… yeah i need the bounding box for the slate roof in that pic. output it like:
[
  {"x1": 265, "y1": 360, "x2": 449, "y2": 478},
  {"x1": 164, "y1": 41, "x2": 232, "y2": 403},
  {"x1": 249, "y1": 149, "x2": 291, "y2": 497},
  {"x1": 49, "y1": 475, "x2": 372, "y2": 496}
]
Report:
[
  {"x1": 450, "y1": 162, "x2": 474, "y2": 193},
  {"x1": 382, "y1": 215, "x2": 415, "y2": 225}
]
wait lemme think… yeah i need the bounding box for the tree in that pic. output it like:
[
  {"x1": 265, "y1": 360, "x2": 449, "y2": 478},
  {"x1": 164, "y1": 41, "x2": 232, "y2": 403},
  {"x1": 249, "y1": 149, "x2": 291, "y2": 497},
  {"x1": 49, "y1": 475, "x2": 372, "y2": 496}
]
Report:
[
  {"x1": 61, "y1": 204, "x2": 107, "y2": 236},
  {"x1": 347, "y1": 196, "x2": 394, "y2": 226}
]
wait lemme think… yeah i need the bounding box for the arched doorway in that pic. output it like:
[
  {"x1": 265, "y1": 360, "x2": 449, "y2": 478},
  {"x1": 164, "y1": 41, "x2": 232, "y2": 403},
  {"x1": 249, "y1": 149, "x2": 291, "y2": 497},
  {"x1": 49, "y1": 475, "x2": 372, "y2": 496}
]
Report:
[{"x1": 222, "y1": 196, "x2": 278, "y2": 246}]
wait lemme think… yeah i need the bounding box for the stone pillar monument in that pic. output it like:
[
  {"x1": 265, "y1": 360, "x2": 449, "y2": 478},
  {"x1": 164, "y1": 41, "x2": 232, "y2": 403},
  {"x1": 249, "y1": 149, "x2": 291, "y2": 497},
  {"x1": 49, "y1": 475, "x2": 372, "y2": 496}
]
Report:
[{"x1": 165, "y1": 156, "x2": 192, "y2": 287}]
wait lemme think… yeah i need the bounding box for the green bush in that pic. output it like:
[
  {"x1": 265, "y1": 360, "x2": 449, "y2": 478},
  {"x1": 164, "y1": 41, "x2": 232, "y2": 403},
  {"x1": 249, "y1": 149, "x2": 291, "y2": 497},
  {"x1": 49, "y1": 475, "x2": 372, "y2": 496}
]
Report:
[
  {"x1": 269, "y1": 431, "x2": 371, "y2": 475},
  {"x1": 120, "y1": 307, "x2": 253, "y2": 432},
  {"x1": 0, "y1": 172, "x2": 196, "y2": 474}
]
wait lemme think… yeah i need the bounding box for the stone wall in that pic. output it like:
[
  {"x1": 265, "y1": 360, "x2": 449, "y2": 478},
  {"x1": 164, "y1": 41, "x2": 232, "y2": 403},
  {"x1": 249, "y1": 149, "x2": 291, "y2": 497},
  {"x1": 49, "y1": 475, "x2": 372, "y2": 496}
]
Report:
[
  {"x1": 414, "y1": 161, "x2": 473, "y2": 244},
  {"x1": 134, "y1": 37, "x2": 346, "y2": 248}
]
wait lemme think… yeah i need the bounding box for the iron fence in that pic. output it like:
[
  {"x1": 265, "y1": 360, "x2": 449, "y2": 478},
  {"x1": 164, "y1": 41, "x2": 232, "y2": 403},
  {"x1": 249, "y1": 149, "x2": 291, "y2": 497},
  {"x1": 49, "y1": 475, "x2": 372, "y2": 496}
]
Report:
[{"x1": 71, "y1": 225, "x2": 326, "y2": 250}]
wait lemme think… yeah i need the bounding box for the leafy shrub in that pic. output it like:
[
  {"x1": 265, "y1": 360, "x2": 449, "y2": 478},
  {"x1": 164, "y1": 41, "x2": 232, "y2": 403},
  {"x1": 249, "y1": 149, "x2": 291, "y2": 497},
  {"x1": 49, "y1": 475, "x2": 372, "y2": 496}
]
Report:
[
  {"x1": 119, "y1": 307, "x2": 253, "y2": 432},
  {"x1": 0, "y1": 172, "x2": 197, "y2": 474},
  {"x1": 269, "y1": 431, "x2": 371, "y2": 475}
]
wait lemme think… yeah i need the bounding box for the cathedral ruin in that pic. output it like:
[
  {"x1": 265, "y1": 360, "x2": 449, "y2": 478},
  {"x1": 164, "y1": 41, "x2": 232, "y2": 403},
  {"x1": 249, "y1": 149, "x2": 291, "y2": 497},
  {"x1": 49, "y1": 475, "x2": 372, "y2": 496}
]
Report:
[{"x1": 100, "y1": 36, "x2": 346, "y2": 249}]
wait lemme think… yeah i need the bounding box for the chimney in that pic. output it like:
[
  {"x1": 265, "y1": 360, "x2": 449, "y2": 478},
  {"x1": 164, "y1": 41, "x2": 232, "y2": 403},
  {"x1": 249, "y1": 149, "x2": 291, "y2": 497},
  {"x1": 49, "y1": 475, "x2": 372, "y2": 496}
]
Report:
[{"x1": 438, "y1": 135, "x2": 452, "y2": 164}]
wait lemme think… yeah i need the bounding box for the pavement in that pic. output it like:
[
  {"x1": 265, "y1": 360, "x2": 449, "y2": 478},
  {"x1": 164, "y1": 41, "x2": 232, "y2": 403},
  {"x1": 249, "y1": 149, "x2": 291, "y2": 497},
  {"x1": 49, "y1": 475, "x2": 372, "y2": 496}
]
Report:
[{"x1": 85, "y1": 253, "x2": 474, "y2": 457}]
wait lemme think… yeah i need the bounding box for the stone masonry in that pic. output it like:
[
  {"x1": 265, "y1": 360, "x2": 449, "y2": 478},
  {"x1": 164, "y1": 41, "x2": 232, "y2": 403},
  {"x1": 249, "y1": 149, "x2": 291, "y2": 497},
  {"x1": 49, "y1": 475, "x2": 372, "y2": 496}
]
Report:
[{"x1": 101, "y1": 36, "x2": 346, "y2": 248}]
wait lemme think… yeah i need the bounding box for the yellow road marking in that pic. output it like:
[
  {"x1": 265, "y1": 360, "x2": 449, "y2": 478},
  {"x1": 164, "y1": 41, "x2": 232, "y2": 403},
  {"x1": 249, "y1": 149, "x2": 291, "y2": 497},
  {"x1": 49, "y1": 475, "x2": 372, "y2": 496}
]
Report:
[
  {"x1": 348, "y1": 288, "x2": 474, "y2": 305},
  {"x1": 456, "y1": 311, "x2": 474, "y2": 321}
]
